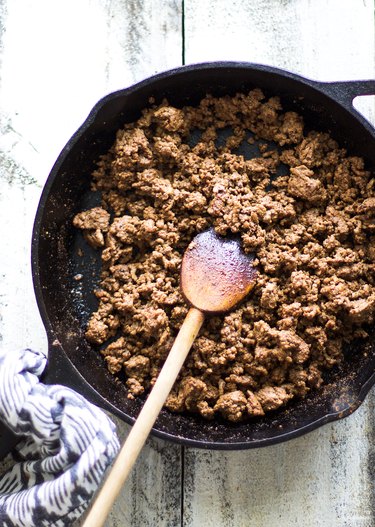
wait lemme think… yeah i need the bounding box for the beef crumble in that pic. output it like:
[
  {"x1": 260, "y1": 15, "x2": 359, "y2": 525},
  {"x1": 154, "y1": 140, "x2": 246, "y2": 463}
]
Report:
[{"x1": 73, "y1": 90, "x2": 375, "y2": 422}]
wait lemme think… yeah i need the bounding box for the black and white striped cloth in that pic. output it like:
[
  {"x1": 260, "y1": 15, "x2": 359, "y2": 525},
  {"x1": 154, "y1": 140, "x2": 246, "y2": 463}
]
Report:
[{"x1": 0, "y1": 348, "x2": 120, "y2": 527}]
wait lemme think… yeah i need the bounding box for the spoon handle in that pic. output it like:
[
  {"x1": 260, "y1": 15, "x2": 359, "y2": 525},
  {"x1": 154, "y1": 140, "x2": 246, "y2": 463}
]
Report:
[{"x1": 83, "y1": 307, "x2": 205, "y2": 527}]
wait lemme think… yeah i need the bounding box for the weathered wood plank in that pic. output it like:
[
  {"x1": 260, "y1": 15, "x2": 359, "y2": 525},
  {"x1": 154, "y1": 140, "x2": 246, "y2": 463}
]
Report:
[
  {"x1": 184, "y1": 406, "x2": 375, "y2": 527},
  {"x1": 184, "y1": 0, "x2": 374, "y2": 81},
  {"x1": 104, "y1": 421, "x2": 182, "y2": 527},
  {"x1": 0, "y1": 1, "x2": 183, "y2": 526},
  {"x1": 183, "y1": 1, "x2": 375, "y2": 526}
]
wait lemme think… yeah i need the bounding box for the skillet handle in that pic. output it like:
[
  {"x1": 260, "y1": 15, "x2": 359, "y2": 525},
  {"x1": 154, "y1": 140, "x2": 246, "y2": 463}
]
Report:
[
  {"x1": 41, "y1": 340, "x2": 75, "y2": 386},
  {"x1": 41, "y1": 339, "x2": 116, "y2": 414},
  {"x1": 0, "y1": 422, "x2": 21, "y2": 460},
  {"x1": 318, "y1": 79, "x2": 375, "y2": 112}
]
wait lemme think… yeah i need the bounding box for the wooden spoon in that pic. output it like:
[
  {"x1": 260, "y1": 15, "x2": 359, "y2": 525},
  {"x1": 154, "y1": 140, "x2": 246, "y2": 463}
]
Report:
[{"x1": 83, "y1": 228, "x2": 257, "y2": 527}]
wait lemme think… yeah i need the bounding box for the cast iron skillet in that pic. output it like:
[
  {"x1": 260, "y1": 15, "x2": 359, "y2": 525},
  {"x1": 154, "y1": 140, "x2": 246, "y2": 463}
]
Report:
[{"x1": 4, "y1": 62, "x2": 375, "y2": 455}]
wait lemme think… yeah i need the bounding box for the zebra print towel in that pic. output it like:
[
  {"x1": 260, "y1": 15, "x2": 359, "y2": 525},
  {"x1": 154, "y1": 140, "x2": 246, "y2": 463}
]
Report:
[{"x1": 0, "y1": 348, "x2": 120, "y2": 527}]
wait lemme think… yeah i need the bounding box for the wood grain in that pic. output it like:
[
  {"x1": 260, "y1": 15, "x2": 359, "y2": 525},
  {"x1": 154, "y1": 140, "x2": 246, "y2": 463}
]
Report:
[
  {"x1": 104, "y1": 418, "x2": 182, "y2": 527},
  {"x1": 184, "y1": 0, "x2": 374, "y2": 81},
  {"x1": 183, "y1": 1, "x2": 375, "y2": 526},
  {"x1": 0, "y1": 1, "x2": 183, "y2": 526}
]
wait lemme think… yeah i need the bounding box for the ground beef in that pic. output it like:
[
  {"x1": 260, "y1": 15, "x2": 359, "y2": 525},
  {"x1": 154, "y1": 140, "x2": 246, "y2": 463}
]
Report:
[
  {"x1": 73, "y1": 90, "x2": 375, "y2": 422},
  {"x1": 73, "y1": 207, "x2": 110, "y2": 248}
]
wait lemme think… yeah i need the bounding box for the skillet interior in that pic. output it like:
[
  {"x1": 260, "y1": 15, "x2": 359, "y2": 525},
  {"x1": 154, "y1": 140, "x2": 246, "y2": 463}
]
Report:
[{"x1": 32, "y1": 63, "x2": 375, "y2": 449}]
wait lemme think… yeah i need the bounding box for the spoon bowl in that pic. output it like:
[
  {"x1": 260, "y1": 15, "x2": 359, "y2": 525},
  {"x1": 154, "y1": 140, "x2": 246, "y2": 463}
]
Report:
[{"x1": 181, "y1": 229, "x2": 257, "y2": 313}]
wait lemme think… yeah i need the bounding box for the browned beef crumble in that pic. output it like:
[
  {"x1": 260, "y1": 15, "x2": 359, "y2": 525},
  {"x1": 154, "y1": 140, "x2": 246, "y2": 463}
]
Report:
[{"x1": 73, "y1": 90, "x2": 375, "y2": 422}]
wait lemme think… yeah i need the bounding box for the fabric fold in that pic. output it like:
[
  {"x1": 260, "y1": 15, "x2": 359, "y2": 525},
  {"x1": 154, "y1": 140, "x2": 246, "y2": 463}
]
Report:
[{"x1": 0, "y1": 349, "x2": 119, "y2": 527}]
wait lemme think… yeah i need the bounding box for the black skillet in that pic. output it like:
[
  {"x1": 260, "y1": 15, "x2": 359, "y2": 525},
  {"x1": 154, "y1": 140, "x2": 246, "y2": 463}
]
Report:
[{"x1": 2, "y1": 62, "x2": 375, "y2": 456}]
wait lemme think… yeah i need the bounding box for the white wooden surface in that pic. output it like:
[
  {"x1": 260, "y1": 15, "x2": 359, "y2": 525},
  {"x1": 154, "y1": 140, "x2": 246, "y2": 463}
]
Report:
[{"x1": 0, "y1": 1, "x2": 374, "y2": 526}]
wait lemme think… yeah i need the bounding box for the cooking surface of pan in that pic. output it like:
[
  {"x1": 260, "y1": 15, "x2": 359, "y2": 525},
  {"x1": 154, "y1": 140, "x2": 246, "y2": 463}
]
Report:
[{"x1": 32, "y1": 63, "x2": 375, "y2": 449}]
